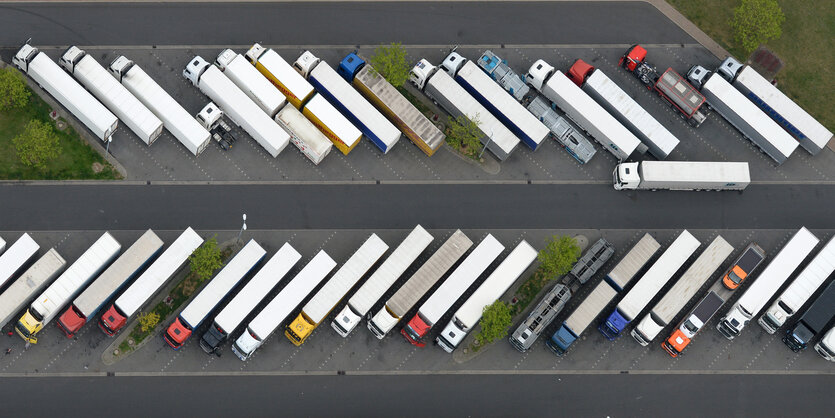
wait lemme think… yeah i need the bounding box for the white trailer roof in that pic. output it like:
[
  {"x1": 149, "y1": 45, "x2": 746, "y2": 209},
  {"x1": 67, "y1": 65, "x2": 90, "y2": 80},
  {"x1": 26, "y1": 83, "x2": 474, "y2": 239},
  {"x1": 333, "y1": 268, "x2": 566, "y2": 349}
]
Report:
[
  {"x1": 0, "y1": 236, "x2": 5, "y2": 254},
  {"x1": 216, "y1": 49, "x2": 286, "y2": 117},
  {"x1": 248, "y1": 250, "x2": 337, "y2": 339},
  {"x1": 302, "y1": 234, "x2": 388, "y2": 324},
  {"x1": 31, "y1": 232, "x2": 120, "y2": 320},
  {"x1": 453, "y1": 241, "x2": 537, "y2": 327},
  {"x1": 606, "y1": 233, "x2": 661, "y2": 291},
  {"x1": 640, "y1": 161, "x2": 751, "y2": 186},
  {"x1": 114, "y1": 227, "x2": 202, "y2": 317},
  {"x1": 72, "y1": 230, "x2": 163, "y2": 318},
  {"x1": 213, "y1": 243, "x2": 301, "y2": 334},
  {"x1": 0, "y1": 233, "x2": 40, "y2": 288},
  {"x1": 418, "y1": 234, "x2": 505, "y2": 324},
  {"x1": 773, "y1": 235, "x2": 835, "y2": 313},
  {"x1": 111, "y1": 56, "x2": 210, "y2": 156},
  {"x1": 736, "y1": 227, "x2": 819, "y2": 315},
  {"x1": 304, "y1": 94, "x2": 362, "y2": 148},
  {"x1": 564, "y1": 279, "x2": 619, "y2": 334},
  {"x1": 387, "y1": 230, "x2": 473, "y2": 318},
  {"x1": 179, "y1": 240, "x2": 266, "y2": 328},
  {"x1": 0, "y1": 249, "x2": 65, "y2": 327},
  {"x1": 246, "y1": 45, "x2": 315, "y2": 106},
  {"x1": 347, "y1": 225, "x2": 434, "y2": 315},
  {"x1": 276, "y1": 105, "x2": 333, "y2": 162}
]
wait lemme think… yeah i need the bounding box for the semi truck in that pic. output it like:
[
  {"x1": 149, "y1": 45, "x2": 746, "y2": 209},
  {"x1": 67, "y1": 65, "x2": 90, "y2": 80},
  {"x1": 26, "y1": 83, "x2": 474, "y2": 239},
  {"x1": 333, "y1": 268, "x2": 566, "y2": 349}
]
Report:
[
  {"x1": 546, "y1": 234, "x2": 660, "y2": 355},
  {"x1": 759, "y1": 236, "x2": 835, "y2": 334},
  {"x1": 109, "y1": 56, "x2": 211, "y2": 156},
  {"x1": 401, "y1": 235, "x2": 505, "y2": 346},
  {"x1": 165, "y1": 239, "x2": 265, "y2": 350},
  {"x1": 526, "y1": 59, "x2": 642, "y2": 161},
  {"x1": 476, "y1": 50, "x2": 530, "y2": 101},
  {"x1": 613, "y1": 161, "x2": 751, "y2": 191},
  {"x1": 816, "y1": 326, "x2": 835, "y2": 361},
  {"x1": 783, "y1": 280, "x2": 835, "y2": 352},
  {"x1": 718, "y1": 57, "x2": 833, "y2": 155},
  {"x1": 195, "y1": 102, "x2": 237, "y2": 150},
  {"x1": 59, "y1": 46, "x2": 163, "y2": 145},
  {"x1": 722, "y1": 243, "x2": 767, "y2": 290},
  {"x1": 13, "y1": 44, "x2": 118, "y2": 142},
  {"x1": 441, "y1": 52, "x2": 548, "y2": 151},
  {"x1": 436, "y1": 240, "x2": 538, "y2": 352},
  {"x1": 631, "y1": 236, "x2": 733, "y2": 346},
  {"x1": 599, "y1": 230, "x2": 700, "y2": 339},
  {"x1": 183, "y1": 56, "x2": 289, "y2": 157},
  {"x1": 232, "y1": 250, "x2": 337, "y2": 361},
  {"x1": 526, "y1": 95, "x2": 598, "y2": 164},
  {"x1": 368, "y1": 230, "x2": 472, "y2": 339},
  {"x1": 245, "y1": 44, "x2": 362, "y2": 155},
  {"x1": 338, "y1": 53, "x2": 446, "y2": 156},
  {"x1": 718, "y1": 227, "x2": 819, "y2": 339},
  {"x1": 215, "y1": 49, "x2": 286, "y2": 117},
  {"x1": 331, "y1": 225, "x2": 434, "y2": 337},
  {"x1": 687, "y1": 65, "x2": 798, "y2": 165},
  {"x1": 57, "y1": 230, "x2": 163, "y2": 338},
  {"x1": 0, "y1": 249, "x2": 65, "y2": 328},
  {"x1": 200, "y1": 243, "x2": 300, "y2": 353},
  {"x1": 567, "y1": 59, "x2": 680, "y2": 160},
  {"x1": 0, "y1": 233, "x2": 39, "y2": 288},
  {"x1": 275, "y1": 104, "x2": 333, "y2": 165},
  {"x1": 99, "y1": 228, "x2": 203, "y2": 336},
  {"x1": 409, "y1": 59, "x2": 520, "y2": 161},
  {"x1": 510, "y1": 283, "x2": 571, "y2": 352},
  {"x1": 294, "y1": 51, "x2": 401, "y2": 153},
  {"x1": 619, "y1": 45, "x2": 708, "y2": 127},
  {"x1": 16, "y1": 232, "x2": 120, "y2": 344},
  {"x1": 286, "y1": 235, "x2": 388, "y2": 345}
]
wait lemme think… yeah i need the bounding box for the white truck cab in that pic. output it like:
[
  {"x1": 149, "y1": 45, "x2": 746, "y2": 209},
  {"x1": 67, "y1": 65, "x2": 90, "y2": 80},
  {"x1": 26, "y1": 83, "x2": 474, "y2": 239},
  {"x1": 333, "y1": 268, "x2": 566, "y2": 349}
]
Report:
[
  {"x1": 686, "y1": 65, "x2": 709, "y2": 89},
  {"x1": 440, "y1": 51, "x2": 466, "y2": 77},
  {"x1": 613, "y1": 162, "x2": 641, "y2": 190},
  {"x1": 368, "y1": 308, "x2": 398, "y2": 339},
  {"x1": 108, "y1": 56, "x2": 134, "y2": 80},
  {"x1": 680, "y1": 314, "x2": 705, "y2": 339},
  {"x1": 196, "y1": 102, "x2": 223, "y2": 130},
  {"x1": 331, "y1": 305, "x2": 362, "y2": 337},
  {"x1": 293, "y1": 50, "x2": 320, "y2": 78},
  {"x1": 718, "y1": 304, "x2": 750, "y2": 339},
  {"x1": 717, "y1": 57, "x2": 743, "y2": 82},
  {"x1": 409, "y1": 59, "x2": 436, "y2": 90},
  {"x1": 815, "y1": 326, "x2": 835, "y2": 361},
  {"x1": 13, "y1": 44, "x2": 39, "y2": 72},
  {"x1": 231, "y1": 328, "x2": 261, "y2": 361},
  {"x1": 182, "y1": 56, "x2": 210, "y2": 86},
  {"x1": 57, "y1": 45, "x2": 86, "y2": 73},
  {"x1": 436, "y1": 319, "x2": 468, "y2": 353},
  {"x1": 524, "y1": 59, "x2": 555, "y2": 91}
]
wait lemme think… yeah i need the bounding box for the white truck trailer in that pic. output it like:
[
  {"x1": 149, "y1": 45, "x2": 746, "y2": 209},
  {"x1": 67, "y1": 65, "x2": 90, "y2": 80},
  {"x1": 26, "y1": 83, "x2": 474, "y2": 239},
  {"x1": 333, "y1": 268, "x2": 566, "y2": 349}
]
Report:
[
  {"x1": 294, "y1": 51, "x2": 401, "y2": 154},
  {"x1": 99, "y1": 227, "x2": 203, "y2": 336},
  {"x1": 759, "y1": 235, "x2": 835, "y2": 333},
  {"x1": 687, "y1": 65, "x2": 798, "y2": 164},
  {"x1": 567, "y1": 59, "x2": 680, "y2": 160},
  {"x1": 368, "y1": 230, "x2": 472, "y2": 339},
  {"x1": 13, "y1": 44, "x2": 118, "y2": 142},
  {"x1": 441, "y1": 52, "x2": 549, "y2": 151},
  {"x1": 526, "y1": 59, "x2": 642, "y2": 161},
  {"x1": 200, "y1": 243, "x2": 301, "y2": 353},
  {"x1": 718, "y1": 57, "x2": 833, "y2": 155},
  {"x1": 165, "y1": 239, "x2": 266, "y2": 350},
  {"x1": 436, "y1": 240, "x2": 538, "y2": 353},
  {"x1": 15, "y1": 232, "x2": 120, "y2": 344},
  {"x1": 215, "y1": 49, "x2": 286, "y2": 118},
  {"x1": 109, "y1": 56, "x2": 211, "y2": 155},
  {"x1": 718, "y1": 227, "x2": 819, "y2": 339},
  {"x1": 0, "y1": 249, "x2": 65, "y2": 328},
  {"x1": 401, "y1": 234, "x2": 505, "y2": 346},
  {"x1": 0, "y1": 233, "x2": 39, "y2": 288},
  {"x1": 59, "y1": 46, "x2": 163, "y2": 144},
  {"x1": 56, "y1": 229, "x2": 163, "y2": 338},
  {"x1": 409, "y1": 59, "x2": 520, "y2": 161},
  {"x1": 614, "y1": 161, "x2": 751, "y2": 191},
  {"x1": 286, "y1": 235, "x2": 388, "y2": 346},
  {"x1": 183, "y1": 56, "x2": 289, "y2": 157},
  {"x1": 275, "y1": 105, "x2": 333, "y2": 165},
  {"x1": 631, "y1": 236, "x2": 734, "y2": 345},
  {"x1": 232, "y1": 250, "x2": 337, "y2": 361},
  {"x1": 332, "y1": 225, "x2": 434, "y2": 337}
]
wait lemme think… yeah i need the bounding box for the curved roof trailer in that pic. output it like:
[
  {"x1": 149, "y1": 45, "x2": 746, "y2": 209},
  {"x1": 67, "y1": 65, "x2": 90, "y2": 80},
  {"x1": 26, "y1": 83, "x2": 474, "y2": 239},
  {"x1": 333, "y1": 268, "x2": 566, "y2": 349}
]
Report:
[{"x1": 13, "y1": 44, "x2": 118, "y2": 142}]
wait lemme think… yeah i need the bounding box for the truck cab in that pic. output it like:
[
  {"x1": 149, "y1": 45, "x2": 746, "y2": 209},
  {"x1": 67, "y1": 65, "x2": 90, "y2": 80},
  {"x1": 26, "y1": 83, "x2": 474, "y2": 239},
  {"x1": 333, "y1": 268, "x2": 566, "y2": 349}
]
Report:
[
  {"x1": 619, "y1": 45, "x2": 648, "y2": 72},
  {"x1": 164, "y1": 317, "x2": 192, "y2": 350},
  {"x1": 717, "y1": 57, "x2": 743, "y2": 83},
  {"x1": 15, "y1": 308, "x2": 43, "y2": 344},
  {"x1": 285, "y1": 313, "x2": 316, "y2": 346},
  {"x1": 718, "y1": 305, "x2": 749, "y2": 339},
  {"x1": 368, "y1": 308, "x2": 398, "y2": 340},
  {"x1": 183, "y1": 56, "x2": 210, "y2": 87},
  {"x1": 56, "y1": 305, "x2": 86, "y2": 338},
  {"x1": 545, "y1": 325, "x2": 576, "y2": 356},
  {"x1": 108, "y1": 56, "x2": 135, "y2": 81},
  {"x1": 336, "y1": 53, "x2": 365, "y2": 82},
  {"x1": 12, "y1": 44, "x2": 39, "y2": 72},
  {"x1": 783, "y1": 322, "x2": 814, "y2": 352},
  {"x1": 231, "y1": 327, "x2": 262, "y2": 361},
  {"x1": 440, "y1": 52, "x2": 465, "y2": 77},
  {"x1": 613, "y1": 162, "x2": 641, "y2": 190},
  {"x1": 599, "y1": 309, "x2": 629, "y2": 340},
  {"x1": 98, "y1": 304, "x2": 127, "y2": 336},
  {"x1": 566, "y1": 59, "x2": 594, "y2": 87},
  {"x1": 409, "y1": 59, "x2": 436, "y2": 90},
  {"x1": 200, "y1": 324, "x2": 227, "y2": 353},
  {"x1": 331, "y1": 305, "x2": 361, "y2": 337},
  {"x1": 722, "y1": 244, "x2": 766, "y2": 290},
  {"x1": 436, "y1": 318, "x2": 467, "y2": 353},
  {"x1": 58, "y1": 45, "x2": 86, "y2": 73},
  {"x1": 292, "y1": 50, "x2": 320, "y2": 78},
  {"x1": 525, "y1": 60, "x2": 554, "y2": 91},
  {"x1": 401, "y1": 313, "x2": 431, "y2": 346},
  {"x1": 244, "y1": 43, "x2": 267, "y2": 65},
  {"x1": 686, "y1": 65, "x2": 710, "y2": 89},
  {"x1": 815, "y1": 326, "x2": 835, "y2": 361},
  {"x1": 631, "y1": 315, "x2": 663, "y2": 346},
  {"x1": 214, "y1": 48, "x2": 238, "y2": 71},
  {"x1": 663, "y1": 329, "x2": 690, "y2": 357}
]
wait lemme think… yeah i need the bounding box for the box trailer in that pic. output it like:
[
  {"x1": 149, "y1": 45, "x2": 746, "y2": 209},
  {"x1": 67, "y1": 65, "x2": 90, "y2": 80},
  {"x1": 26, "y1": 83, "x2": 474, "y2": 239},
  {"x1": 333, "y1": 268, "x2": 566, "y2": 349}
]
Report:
[
  {"x1": 16, "y1": 232, "x2": 120, "y2": 344},
  {"x1": 60, "y1": 46, "x2": 163, "y2": 144},
  {"x1": 99, "y1": 228, "x2": 202, "y2": 336},
  {"x1": 614, "y1": 161, "x2": 751, "y2": 191},
  {"x1": 232, "y1": 250, "x2": 337, "y2": 360},
  {"x1": 275, "y1": 105, "x2": 333, "y2": 165},
  {"x1": 13, "y1": 44, "x2": 118, "y2": 142},
  {"x1": 368, "y1": 230, "x2": 472, "y2": 339},
  {"x1": 57, "y1": 230, "x2": 163, "y2": 338},
  {"x1": 0, "y1": 233, "x2": 39, "y2": 288},
  {"x1": 286, "y1": 235, "x2": 388, "y2": 346},
  {"x1": 332, "y1": 225, "x2": 434, "y2": 337},
  {"x1": 783, "y1": 280, "x2": 835, "y2": 351},
  {"x1": 0, "y1": 249, "x2": 65, "y2": 328},
  {"x1": 200, "y1": 243, "x2": 300, "y2": 354},
  {"x1": 215, "y1": 49, "x2": 286, "y2": 118},
  {"x1": 527, "y1": 95, "x2": 598, "y2": 164}
]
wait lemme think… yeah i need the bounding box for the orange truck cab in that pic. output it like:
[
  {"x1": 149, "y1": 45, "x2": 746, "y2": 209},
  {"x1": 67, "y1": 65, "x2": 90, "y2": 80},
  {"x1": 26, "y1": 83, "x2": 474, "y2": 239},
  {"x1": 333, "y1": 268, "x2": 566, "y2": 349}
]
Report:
[
  {"x1": 722, "y1": 243, "x2": 766, "y2": 290},
  {"x1": 663, "y1": 329, "x2": 691, "y2": 357},
  {"x1": 99, "y1": 304, "x2": 127, "y2": 336},
  {"x1": 164, "y1": 318, "x2": 192, "y2": 349}
]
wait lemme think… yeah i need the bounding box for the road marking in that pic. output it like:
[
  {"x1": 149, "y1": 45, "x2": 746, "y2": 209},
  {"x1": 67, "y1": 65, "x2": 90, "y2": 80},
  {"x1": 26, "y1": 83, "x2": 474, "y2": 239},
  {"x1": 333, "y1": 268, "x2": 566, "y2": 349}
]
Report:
[{"x1": 31, "y1": 43, "x2": 702, "y2": 51}]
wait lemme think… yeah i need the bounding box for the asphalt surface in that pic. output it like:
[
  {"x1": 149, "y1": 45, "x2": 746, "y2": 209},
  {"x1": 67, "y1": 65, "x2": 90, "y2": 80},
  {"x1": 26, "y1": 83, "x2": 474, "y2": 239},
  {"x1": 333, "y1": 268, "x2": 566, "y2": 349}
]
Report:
[
  {"x1": 0, "y1": 1, "x2": 692, "y2": 47},
  {"x1": 0, "y1": 184, "x2": 831, "y2": 231}
]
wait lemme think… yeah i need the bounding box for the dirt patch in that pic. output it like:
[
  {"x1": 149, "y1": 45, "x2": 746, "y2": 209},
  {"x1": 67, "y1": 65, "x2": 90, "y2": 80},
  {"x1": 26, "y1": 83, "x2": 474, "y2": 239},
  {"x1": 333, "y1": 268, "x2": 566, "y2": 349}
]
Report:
[{"x1": 92, "y1": 162, "x2": 104, "y2": 173}]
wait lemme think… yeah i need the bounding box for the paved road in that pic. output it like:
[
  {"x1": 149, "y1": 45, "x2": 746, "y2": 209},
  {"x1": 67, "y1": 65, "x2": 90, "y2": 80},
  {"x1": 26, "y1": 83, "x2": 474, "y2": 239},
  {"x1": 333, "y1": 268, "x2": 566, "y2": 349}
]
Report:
[
  {"x1": 0, "y1": 183, "x2": 831, "y2": 231},
  {"x1": 3, "y1": 373, "x2": 833, "y2": 416},
  {"x1": 0, "y1": 1, "x2": 692, "y2": 47}
]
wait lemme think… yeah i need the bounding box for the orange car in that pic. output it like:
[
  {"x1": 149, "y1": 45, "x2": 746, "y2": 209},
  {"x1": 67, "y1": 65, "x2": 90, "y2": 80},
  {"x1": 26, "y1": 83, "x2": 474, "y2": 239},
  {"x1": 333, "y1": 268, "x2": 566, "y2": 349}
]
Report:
[{"x1": 722, "y1": 243, "x2": 766, "y2": 290}]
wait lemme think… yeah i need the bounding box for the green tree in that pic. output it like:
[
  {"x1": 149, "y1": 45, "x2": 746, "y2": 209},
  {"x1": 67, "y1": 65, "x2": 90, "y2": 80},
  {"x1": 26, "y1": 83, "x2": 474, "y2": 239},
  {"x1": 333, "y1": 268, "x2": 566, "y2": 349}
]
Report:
[
  {"x1": 0, "y1": 67, "x2": 30, "y2": 110},
  {"x1": 189, "y1": 236, "x2": 224, "y2": 282},
  {"x1": 475, "y1": 301, "x2": 512, "y2": 346},
  {"x1": 446, "y1": 114, "x2": 483, "y2": 157},
  {"x1": 538, "y1": 235, "x2": 581, "y2": 279},
  {"x1": 731, "y1": 0, "x2": 785, "y2": 53},
  {"x1": 12, "y1": 119, "x2": 61, "y2": 170},
  {"x1": 368, "y1": 43, "x2": 410, "y2": 87},
  {"x1": 138, "y1": 311, "x2": 160, "y2": 333}
]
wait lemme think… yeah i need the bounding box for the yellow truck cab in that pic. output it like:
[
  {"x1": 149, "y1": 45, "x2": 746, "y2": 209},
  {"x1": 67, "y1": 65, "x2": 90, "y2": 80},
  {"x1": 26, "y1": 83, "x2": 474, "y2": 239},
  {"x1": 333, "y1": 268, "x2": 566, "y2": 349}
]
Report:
[
  {"x1": 15, "y1": 309, "x2": 43, "y2": 344},
  {"x1": 285, "y1": 313, "x2": 317, "y2": 346}
]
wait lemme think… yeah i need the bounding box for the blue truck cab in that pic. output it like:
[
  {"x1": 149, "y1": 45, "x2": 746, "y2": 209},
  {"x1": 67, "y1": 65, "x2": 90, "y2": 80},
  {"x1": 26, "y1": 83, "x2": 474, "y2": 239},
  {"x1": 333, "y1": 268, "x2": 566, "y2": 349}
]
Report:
[
  {"x1": 546, "y1": 324, "x2": 578, "y2": 355},
  {"x1": 599, "y1": 308, "x2": 629, "y2": 340},
  {"x1": 337, "y1": 53, "x2": 364, "y2": 82}
]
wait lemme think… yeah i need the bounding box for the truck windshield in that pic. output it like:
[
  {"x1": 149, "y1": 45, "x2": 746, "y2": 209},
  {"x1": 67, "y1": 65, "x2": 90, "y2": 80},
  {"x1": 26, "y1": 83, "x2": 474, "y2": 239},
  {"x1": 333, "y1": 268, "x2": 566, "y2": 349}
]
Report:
[
  {"x1": 15, "y1": 322, "x2": 31, "y2": 338},
  {"x1": 683, "y1": 320, "x2": 698, "y2": 333},
  {"x1": 29, "y1": 308, "x2": 44, "y2": 322},
  {"x1": 728, "y1": 270, "x2": 743, "y2": 284}
]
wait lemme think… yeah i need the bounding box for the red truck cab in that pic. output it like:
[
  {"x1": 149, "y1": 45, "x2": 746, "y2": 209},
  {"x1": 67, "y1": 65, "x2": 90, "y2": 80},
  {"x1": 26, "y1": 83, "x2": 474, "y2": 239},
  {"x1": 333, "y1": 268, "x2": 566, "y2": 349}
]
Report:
[
  {"x1": 401, "y1": 314, "x2": 431, "y2": 347},
  {"x1": 566, "y1": 59, "x2": 595, "y2": 87},
  {"x1": 99, "y1": 304, "x2": 127, "y2": 336},
  {"x1": 164, "y1": 318, "x2": 192, "y2": 350},
  {"x1": 56, "y1": 305, "x2": 87, "y2": 338},
  {"x1": 619, "y1": 45, "x2": 648, "y2": 71}
]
